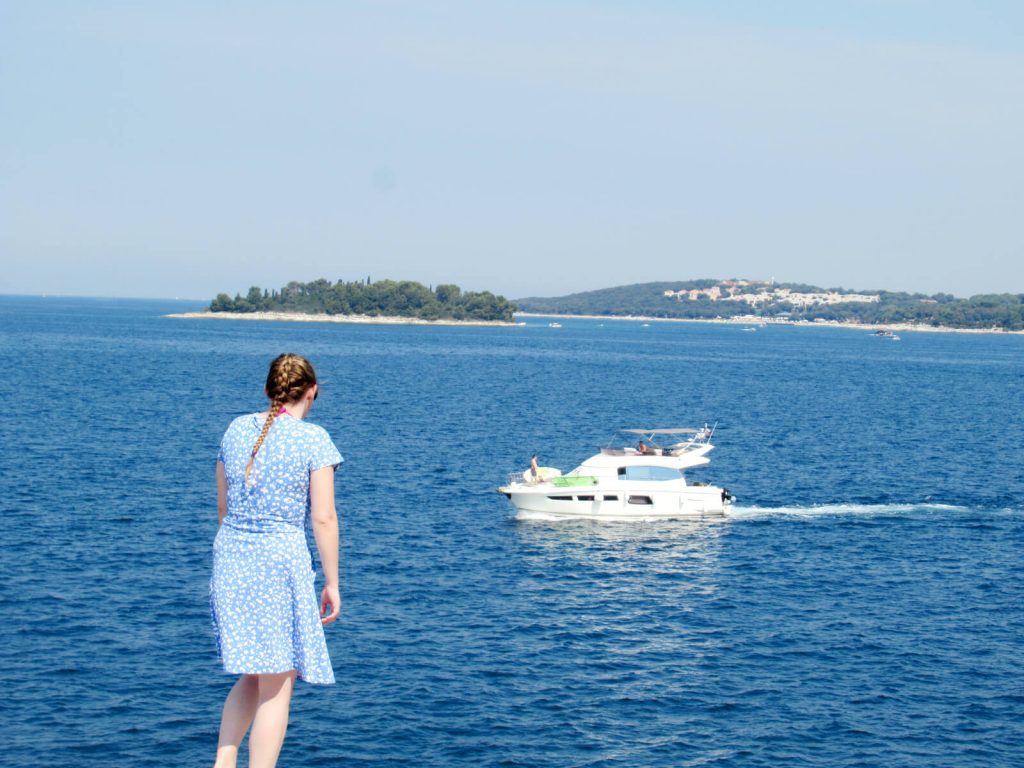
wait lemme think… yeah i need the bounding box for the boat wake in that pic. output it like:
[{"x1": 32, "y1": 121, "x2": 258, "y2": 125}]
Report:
[
  {"x1": 728, "y1": 502, "x2": 969, "y2": 520},
  {"x1": 514, "y1": 503, "x2": 1020, "y2": 524}
]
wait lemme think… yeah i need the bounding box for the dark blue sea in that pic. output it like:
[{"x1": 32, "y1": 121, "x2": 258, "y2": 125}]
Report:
[{"x1": 2, "y1": 295, "x2": 1023, "y2": 767}]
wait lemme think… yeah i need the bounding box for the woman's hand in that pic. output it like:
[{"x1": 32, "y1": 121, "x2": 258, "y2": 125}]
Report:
[{"x1": 320, "y1": 585, "x2": 342, "y2": 625}]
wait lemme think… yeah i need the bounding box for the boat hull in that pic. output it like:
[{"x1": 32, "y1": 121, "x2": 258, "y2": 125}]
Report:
[{"x1": 500, "y1": 483, "x2": 730, "y2": 521}]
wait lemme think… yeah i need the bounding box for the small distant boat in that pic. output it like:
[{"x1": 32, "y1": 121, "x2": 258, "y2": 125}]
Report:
[
  {"x1": 872, "y1": 329, "x2": 895, "y2": 337},
  {"x1": 891, "y1": 334, "x2": 901, "y2": 341},
  {"x1": 742, "y1": 327, "x2": 757, "y2": 332},
  {"x1": 548, "y1": 322, "x2": 562, "y2": 328},
  {"x1": 641, "y1": 323, "x2": 650, "y2": 327}
]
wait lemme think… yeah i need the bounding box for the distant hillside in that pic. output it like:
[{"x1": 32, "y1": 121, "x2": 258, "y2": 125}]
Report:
[
  {"x1": 516, "y1": 279, "x2": 1024, "y2": 331},
  {"x1": 209, "y1": 279, "x2": 516, "y2": 323}
]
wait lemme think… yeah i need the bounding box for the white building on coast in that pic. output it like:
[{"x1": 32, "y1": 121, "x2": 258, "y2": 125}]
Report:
[{"x1": 664, "y1": 282, "x2": 880, "y2": 307}]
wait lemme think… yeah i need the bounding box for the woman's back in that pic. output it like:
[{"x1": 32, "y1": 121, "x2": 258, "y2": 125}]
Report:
[{"x1": 218, "y1": 411, "x2": 341, "y2": 533}]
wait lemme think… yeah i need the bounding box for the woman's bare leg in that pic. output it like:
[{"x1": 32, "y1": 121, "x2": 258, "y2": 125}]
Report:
[
  {"x1": 247, "y1": 671, "x2": 297, "y2": 768},
  {"x1": 214, "y1": 675, "x2": 259, "y2": 768}
]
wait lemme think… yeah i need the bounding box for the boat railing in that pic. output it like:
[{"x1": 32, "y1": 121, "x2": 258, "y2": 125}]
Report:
[
  {"x1": 601, "y1": 440, "x2": 710, "y2": 457},
  {"x1": 507, "y1": 471, "x2": 547, "y2": 486},
  {"x1": 668, "y1": 439, "x2": 711, "y2": 455}
]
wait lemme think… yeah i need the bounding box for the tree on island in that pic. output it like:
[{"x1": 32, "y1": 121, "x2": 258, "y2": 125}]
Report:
[{"x1": 209, "y1": 278, "x2": 516, "y2": 323}]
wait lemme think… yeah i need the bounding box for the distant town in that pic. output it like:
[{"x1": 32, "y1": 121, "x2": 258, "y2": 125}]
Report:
[
  {"x1": 517, "y1": 279, "x2": 1024, "y2": 331},
  {"x1": 663, "y1": 280, "x2": 880, "y2": 309}
]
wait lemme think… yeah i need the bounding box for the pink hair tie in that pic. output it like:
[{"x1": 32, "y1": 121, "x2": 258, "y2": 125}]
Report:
[{"x1": 277, "y1": 406, "x2": 287, "y2": 415}]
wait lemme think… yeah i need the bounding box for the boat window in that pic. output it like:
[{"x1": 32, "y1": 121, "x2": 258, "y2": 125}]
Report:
[
  {"x1": 577, "y1": 495, "x2": 595, "y2": 501},
  {"x1": 617, "y1": 466, "x2": 683, "y2": 481},
  {"x1": 547, "y1": 495, "x2": 573, "y2": 501},
  {"x1": 627, "y1": 495, "x2": 653, "y2": 505},
  {"x1": 601, "y1": 495, "x2": 619, "y2": 501}
]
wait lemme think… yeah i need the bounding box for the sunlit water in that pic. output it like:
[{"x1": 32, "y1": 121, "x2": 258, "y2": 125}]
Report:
[{"x1": 2, "y1": 296, "x2": 1022, "y2": 767}]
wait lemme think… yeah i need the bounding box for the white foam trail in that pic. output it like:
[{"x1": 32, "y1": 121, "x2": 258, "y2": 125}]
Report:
[
  {"x1": 513, "y1": 503, "x2": 1010, "y2": 525},
  {"x1": 514, "y1": 511, "x2": 566, "y2": 523},
  {"x1": 728, "y1": 502, "x2": 969, "y2": 520}
]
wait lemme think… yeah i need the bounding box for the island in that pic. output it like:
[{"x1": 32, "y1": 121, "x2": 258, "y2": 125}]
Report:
[
  {"x1": 169, "y1": 278, "x2": 518, "y2": 325},
  {"x1": 515, "y1": 279, "x2": 1024, "y2": 332}
]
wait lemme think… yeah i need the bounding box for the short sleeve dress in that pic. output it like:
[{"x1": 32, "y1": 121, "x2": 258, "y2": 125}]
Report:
[{"x1": 210, "y1": 412, "x2": 343, "y2": 684}]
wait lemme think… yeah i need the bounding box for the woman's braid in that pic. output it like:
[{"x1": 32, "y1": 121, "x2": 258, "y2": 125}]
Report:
[{"x1": 243, "y1": 353, "x2": 317, "y2": 485}]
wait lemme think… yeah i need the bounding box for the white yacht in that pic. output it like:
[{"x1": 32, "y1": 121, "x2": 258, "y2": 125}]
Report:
[{"x1": 499, "y1": 427, "x2": 734, "y2": 520}]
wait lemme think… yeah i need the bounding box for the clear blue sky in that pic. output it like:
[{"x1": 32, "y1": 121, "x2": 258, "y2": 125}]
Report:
[{"x1": 2, "y1": 1, "x2": 1022, "y2": 300}]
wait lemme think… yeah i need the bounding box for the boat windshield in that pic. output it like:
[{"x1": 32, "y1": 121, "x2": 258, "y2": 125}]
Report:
[{"x1": 618, "y1": 466, "x2": 683, "y2": 481}]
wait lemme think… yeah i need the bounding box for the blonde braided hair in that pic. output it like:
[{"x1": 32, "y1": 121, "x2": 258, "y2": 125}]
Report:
[{"x1": 244, "y1": 353, "x2": 318, "y2": 485}]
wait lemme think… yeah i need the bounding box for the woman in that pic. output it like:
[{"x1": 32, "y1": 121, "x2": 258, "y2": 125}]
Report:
[{"x1": 210, "y1": 353, "x2": 342, "y2": 768}]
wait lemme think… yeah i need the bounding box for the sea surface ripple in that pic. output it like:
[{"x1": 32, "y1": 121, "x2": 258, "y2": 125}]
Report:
[{"x1": 1, "y1": 296, "x2": 1022, "y2": 767}]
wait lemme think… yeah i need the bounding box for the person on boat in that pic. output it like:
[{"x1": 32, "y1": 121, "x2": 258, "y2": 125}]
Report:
[
  {"x1": 209, "y1": 353, "x2": 343, "y2": 768},
  {"x1": 637, "y1": 441, "x2": 651, "y2": 455},
  {"x1": 530, "y1": 453, "x2": 540, "y2": 481}
]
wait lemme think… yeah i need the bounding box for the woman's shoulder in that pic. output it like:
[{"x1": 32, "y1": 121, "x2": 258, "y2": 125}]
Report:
[
  {"x1": 223, "y1": 412, "x2": 263, "y2": 436},
  {"x1": 286, "y1": 419, "x2": 340, "y2": 454},
  {"x1": 217, "y1": 413, "x2": 262, "y2": 462},
  {"x1": 291, "y1": 419, "x2": 343, "y2": 468},
  {"x1": 229, "y1": 411, "x2": 263, "y2": 426},
  {"x1": 290, "y1": 418, "x2": 333, "y2": 441}
]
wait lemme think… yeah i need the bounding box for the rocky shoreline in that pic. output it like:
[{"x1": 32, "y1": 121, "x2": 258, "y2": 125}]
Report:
[
  {"x1": 165, "y1": 309, "x2": 1023, "y2": 335},
  {"x1": 165, "y1": 311, "x2": 517, "y2": 327},
  {"x1": 515, "y1": 312, "x2": 1024, "y2": 335}
]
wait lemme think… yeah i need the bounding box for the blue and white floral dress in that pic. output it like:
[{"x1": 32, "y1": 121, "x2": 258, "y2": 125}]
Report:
[{"x1": 210, "y1": 412, "x2": 342, "y2": 684}]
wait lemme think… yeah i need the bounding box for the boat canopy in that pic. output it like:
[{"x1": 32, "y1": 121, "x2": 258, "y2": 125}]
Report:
[
  {"x1": 612, "y1": 424, "x2": 717, "y2": 456},
  {"x1": 578, "y1": 448, "x2": 712, "y2": 473},
  {"x1": 621, "y1": 428, "x2": 699, "y2": 435}
]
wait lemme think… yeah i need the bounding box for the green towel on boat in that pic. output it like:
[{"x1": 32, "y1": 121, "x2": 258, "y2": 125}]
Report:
[{"x1": 550, "y1": 476, "x2": 599, "y2": 487}]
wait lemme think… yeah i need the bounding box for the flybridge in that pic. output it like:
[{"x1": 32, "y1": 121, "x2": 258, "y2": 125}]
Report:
[{"x1": 615, "y1": 425, "x2": 716, "y2": 454}]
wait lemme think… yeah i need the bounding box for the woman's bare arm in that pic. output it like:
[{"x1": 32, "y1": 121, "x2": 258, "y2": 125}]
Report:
[
  {"x1": 310, "y1": 466, "x2": 341, "y2": 624},
  {"x1": 216, "y1": 461, "x2": 228, "y2": 525}
]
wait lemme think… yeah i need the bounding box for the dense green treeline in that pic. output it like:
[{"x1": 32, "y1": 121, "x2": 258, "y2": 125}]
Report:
[
  {"x1": 786, "y1": 291, "x2": 1024, "y2": 329},
  {"x1": 516, "y1": 282, "x2": 748, "y2": 319},
  {"x1": 516, "y1": 281, "x2": 1024, "y2": 330},
  {"x1": 209, "y1": 279, "x2": 516, "y2": 323}
]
